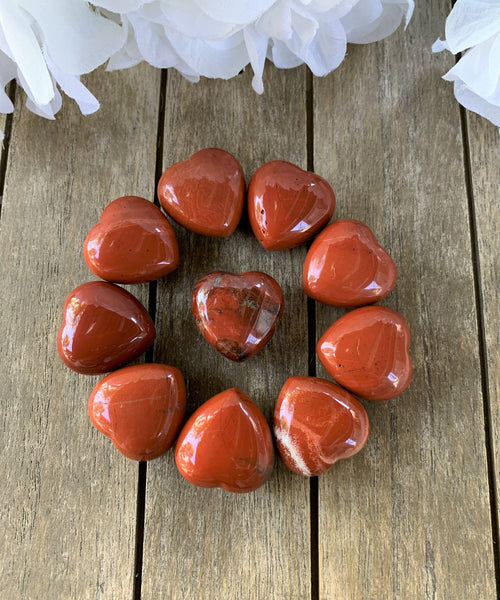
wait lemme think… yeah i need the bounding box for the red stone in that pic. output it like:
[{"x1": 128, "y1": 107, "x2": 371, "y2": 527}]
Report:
[
  {"x1": 157, "y1": 148, "x2": 245, "y2": 237},
  {"x1": 317, "y1": 306, "x2": 412, "y2": 401},
  {"x1": 88, "y1": 364, "x2": 185, "y2": 461},
  {"x1": 57, "y1": 281, "x2": 155, "y2": 375},
  {"x1": 248, "y1": 160, "x2": 335, "y2": 250},
  {"x1": 274, "y1": 376, "x2": 369, "y2": 476},
  {"x1": 175, "y1": 388, "x2": 274, "y2": 493},
  {"x1": 303, "y1": 219, "x2": 397, "y2": 307},
  {"x1": 83, "y1": 196, "x2": 179, "y2": 284},
  {"x1": 191, "y1": 271, "x2": 284, "y2": 361}
]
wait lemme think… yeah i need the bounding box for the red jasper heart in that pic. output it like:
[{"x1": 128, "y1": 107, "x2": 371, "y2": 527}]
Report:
[
  {"x1": 57, "y1": 281, "x2": 155, "y2": 375},
  {"x1": 274, "y1": 376, "x2": 369, "y2": 476},
  {"x1": 248, "y1": 160, "x2": 335, "y2": 250},
  {"x1": 191, "y1": 271, "x2": 284, "y2": 361},
  {"x1": 88, "y1": 364, "x2": 185, "y2": 461},
  {"x1": 317, "y1": 306, "x2": 412, "y2": 401},
  {"x1": 157, "y1": 148, "x2": 245, "y2": 237},
  {"x1": 303, "y1": 219, "x2": 397, "y2": 307},
  {"x1": 175, "y1": 388, "x2": 274, "y2": 493},
  {"x1": 83, "y1": 196, "x2": 179, "y2": 284}
]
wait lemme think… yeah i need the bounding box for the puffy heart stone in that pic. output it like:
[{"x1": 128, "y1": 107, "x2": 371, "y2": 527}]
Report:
[
  {"x1": 191, "y1": 271, "x2": 284, "y2": 361},
  {"x1": 274, "y1": 376, "x2": 369, "y2": 476},
  {"x1": 88, "y1": 364, "x2": 186, "y2": 461},
  {"x1": 303, "y1": 219, "x2": 397, "y2": 307},
  {"x1": 157, "y1": 148, "x2": 245, "y2": 237},
  {"x1": 57, "y1": 281, "x2": 155, "y2": 375},
  {"x1": 317, "y1": 306, "x2": 412, "y2": 401},
  {"x1": 248, "y1": 160, "x2": 335, "y2": 250},
  {"x1": 175, "y1": 388, "x2": 274, "y2": 493},
  {"x1": 83, "y1": 195, "x2": 179, "y2": 284}
]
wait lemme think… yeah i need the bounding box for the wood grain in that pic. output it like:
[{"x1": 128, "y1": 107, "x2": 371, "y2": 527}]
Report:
[
  {"x1": 467, "y1": 112, "x2": 500, "y2": 546},
  {"x1": 141, "y1": 66, "x2": 311, "y2": 600},
  {"x1": 313, "y1": 3, "x2": 497, "y2": 599},
  {"x1": 0, "y1": 65, "x2": 159, "y2": 599}
]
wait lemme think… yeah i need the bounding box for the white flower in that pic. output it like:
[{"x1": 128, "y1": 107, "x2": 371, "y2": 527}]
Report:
[
  {"x1": 0, "y1": 0, "x2": 125, "y2": 137},
  {"x1": 104, "y1": 0, "x2": 413, "y2": 94},
  {"x1": 433, "y1": 0, "x2": 500, "y2": 129},
  {"x1": 0, "y1": 0, "x2": 414, "y2": 135}
]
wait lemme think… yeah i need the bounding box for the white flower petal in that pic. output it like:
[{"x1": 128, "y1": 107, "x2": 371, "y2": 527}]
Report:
[
  {"x1": 345, "y1": 0, "x2": 411, "y2": 44},
  {"x1": 445, "y1": 0, "x2": 500, "y2": 54},
  {"x1": 106, "y1": 19, "x2": 143, "y2": 70},
  {"x1": 160, "y1": 0, "x2": 240, "y2": 40},
  {"x1": 244, "y1": 26, "x2": 269, "y2": 93},
  {"x1": 44, "y1": 48, "x2": 99, "y2": 115},
  {"x1": 17, "y1": 0, "x2": 126, "y2": 75},
  {"x1": 93, "y1": 0, "x2": 148, "y2": 11},
  {"x1": 0, "y1": 0, "x2": 53, "y2": 105},
  {"x1": 165, "y1": 30, "x2": 249, "y2": 79},
  {"x1": 194, "y1": 0, "x2": 277, "y2": 25},
  {"x1": 443, "y1": 34, "x2": 500, "y2": 103},
  {"x1": 453, "y1": 80, "x2": 500, "y2": 127},
  {"x1": 26, "y1": 80, "x2": 61, "y2": 119},
  {"x1": 0, "y1": 50, "x2": 16, "y2": 113}
]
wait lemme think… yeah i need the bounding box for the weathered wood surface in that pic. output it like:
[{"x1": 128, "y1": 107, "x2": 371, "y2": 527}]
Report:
[
  {"x1": 467, "y1": 111, "x2": 500, "y2": 545},
  {"x1": 314, "y1": 2, "x2": 497, "y2": 599},
  {"x1": 1, "y1": 4, "x2": 500, "y2": 600},
  {"x1": 0, "y1": 66, "x2": 159, "y2": 599},
  {"x1": 142, "y1": 66, "x2": 311, "y2": 600}
]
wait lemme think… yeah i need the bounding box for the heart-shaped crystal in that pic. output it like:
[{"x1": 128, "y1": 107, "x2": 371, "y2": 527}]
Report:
[
  {"x1": 157, "y1": 148, "x2": 245, "y2": 237},
  {"x1": 175, "y1": 388, "x2": 274, "y2": 493},
  {"x1": 303, "y1": 219, "x2": 396, "y2": 307},
  {"x1": 191, "y1": 271, "x2": 284, "y2": 361},
  {"x1": 274, "y1": 376, "x2": 369, "y2": 476},
  {"x1": 84, "y1": 195, "x2": 179, "y2": 284},
  {"x1": 89, "y1": 364, "x2": 185, "y2": 461},
  {"x1": 317, "y1": 306, "x2": 412, "y2": 401},
  {"x1": 57, "y1": 281, "x2": 155, "y2": 374},
  {"x1": 248, "y1": 160, "x2": 335, "y2": 250}
]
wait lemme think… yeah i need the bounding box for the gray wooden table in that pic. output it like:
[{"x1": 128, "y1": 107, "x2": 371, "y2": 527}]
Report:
[{"x1": 1, "y1": 3, "x2": 499, "y2": 599}]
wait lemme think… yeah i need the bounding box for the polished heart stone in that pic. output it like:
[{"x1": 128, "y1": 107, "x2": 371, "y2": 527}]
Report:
[
  {"x1": 175, "y1": 388, "x2": 274, "y2": 493},
  {"x1": 317, "y1": 306, "x2": 412, "y2": 401},
  {"x1": 248, "y1": 160, "x2": 335, "y2": 250},
  {"x1": 157, "y1": 148, "x2": 245, "y2": 237},
  {"x1": 83, "y1": 195, "x2": 179, "y2": 284},
  {"x1": 303, "y1": 219, "x2": 397, "y2": 307},
  {"x1": 57, "y1": 281, "x2": 155, "y2": 375},
  {"x1": 274, "y1": 376, "x2": 369, "y2": 476},
  {"x1": 88, "y1": 364, "x2": 186, "y2": 461},
  {"x1": 191, "y1": 271, "x2": 284, "y2": 361}
]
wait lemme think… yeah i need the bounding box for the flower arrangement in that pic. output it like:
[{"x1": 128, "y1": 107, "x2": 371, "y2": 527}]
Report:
[
  {"x1": 0, "y1": 0, "x2": 413, "y2": 136},
  {"x1": 1, "y1": 1, "x2": 498, "y2": 135},
  {"x1": 433, "y1": 0, "x2": 500, "y2": 129}
]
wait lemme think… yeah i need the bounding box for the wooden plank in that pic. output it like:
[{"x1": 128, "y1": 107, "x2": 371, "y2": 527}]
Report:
[
  {"x1": 314, "y1": 4, "x2": 496, "y2": 599},
  {"x1": 467, "y1": 112, "x2": 500, "y2": 545},
  {"x1": 142, "y1": 66, "x2": 310, "y2": 600},
  {"x1": 0, "y1": 65, "x2": 160, "y2": 599}
]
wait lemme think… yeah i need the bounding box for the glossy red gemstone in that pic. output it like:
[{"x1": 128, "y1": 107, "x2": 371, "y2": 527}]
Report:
[
  {"x1": 175, "y1": 388, "x2": 274, "y2": 493},
  {"x1": 83, "y1": 196, "x2": 179, "y2": 284},
  {"x1": 191, "y1": 271, "x2": 284, "y2": 361},
  {"x1": 57, "y1": 281, "x2": 155, "y2": 375},
  {"x1": 157, "y1": 148, "x2": 245, "y2": 237},
  {"x1": 248, "y1": 160, "x2": 335, "y2": 250},
  {"x1": 89, "y1": 364, "x2": 186, "y2": 461},
  {"x1": 317, "y1": 306, "x2": 412, "y2": 401},
  {"x1": 274, "y1": 376, "x2": 369, "y2": 476},
  {"x1": 303, "y1": 219, "x2": 397, "y2": 307}
]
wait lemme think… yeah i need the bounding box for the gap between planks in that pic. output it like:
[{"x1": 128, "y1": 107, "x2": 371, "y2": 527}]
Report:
[
  {"x1": 459, "y1": 105, "x2": 500, "y2": 597},
  {"x1": 306, "y1": 67, "x2": 320, "y2": 600},
  {"x1": 0, "y1": 81, "x2": 16, "y2": 211},
  {"x1": 133, "y1": 67, "x2": 168, "y2": 600}
]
